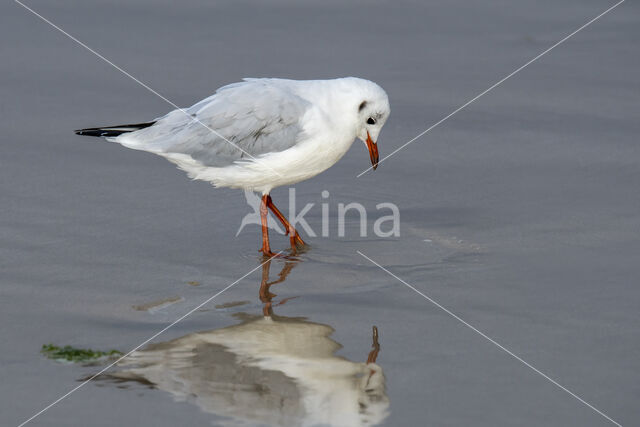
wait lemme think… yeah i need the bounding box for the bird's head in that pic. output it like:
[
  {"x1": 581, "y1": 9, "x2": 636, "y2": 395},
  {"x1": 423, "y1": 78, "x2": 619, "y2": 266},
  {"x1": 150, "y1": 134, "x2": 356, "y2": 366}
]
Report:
[{"x1": 353, "y1": 81, "x2": 390, "y2": 170}]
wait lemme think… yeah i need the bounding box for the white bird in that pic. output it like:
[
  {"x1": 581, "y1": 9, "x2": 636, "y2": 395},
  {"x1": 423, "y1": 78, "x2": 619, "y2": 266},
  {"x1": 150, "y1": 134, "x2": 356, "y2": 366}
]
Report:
[
  {"x1": 99, "y1": 314, "x2": 388, "y2": 427},
  {"x1": 92, "y1": 258, "x2": 388, "y2": 426},
  {"x1": 75, "y1": 77, "x2": 390, "y2": 255}
]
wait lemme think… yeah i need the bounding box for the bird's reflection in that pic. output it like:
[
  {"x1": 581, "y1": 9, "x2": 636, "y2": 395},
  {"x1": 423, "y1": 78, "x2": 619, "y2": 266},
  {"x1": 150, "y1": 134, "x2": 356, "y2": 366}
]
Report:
[{"x1": 96, "y1": 259, "x2": 389, "y2": 426}]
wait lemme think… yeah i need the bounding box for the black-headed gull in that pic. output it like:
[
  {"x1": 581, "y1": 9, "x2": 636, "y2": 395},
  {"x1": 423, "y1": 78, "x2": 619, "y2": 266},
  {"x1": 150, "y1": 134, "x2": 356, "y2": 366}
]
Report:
[
  {"x1": 94, "y1": 259, "x2": 388, "y2": 426},
  {"x1": 76, "y1": 77, "x2": 390, "y2": 255}
]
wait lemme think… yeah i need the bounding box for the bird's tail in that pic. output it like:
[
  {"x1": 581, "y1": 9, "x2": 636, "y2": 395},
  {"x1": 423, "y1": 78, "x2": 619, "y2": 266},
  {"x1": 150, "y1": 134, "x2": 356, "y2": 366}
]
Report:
[{"x1": 74, "y1": 121, "x2": 156, "y2": 138}]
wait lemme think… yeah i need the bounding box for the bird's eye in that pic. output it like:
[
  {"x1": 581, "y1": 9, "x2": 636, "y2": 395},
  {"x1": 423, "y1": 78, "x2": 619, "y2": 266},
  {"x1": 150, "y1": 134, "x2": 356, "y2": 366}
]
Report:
[{"x1": 367, "y1": 117, "x2": 376, "y2": 125}]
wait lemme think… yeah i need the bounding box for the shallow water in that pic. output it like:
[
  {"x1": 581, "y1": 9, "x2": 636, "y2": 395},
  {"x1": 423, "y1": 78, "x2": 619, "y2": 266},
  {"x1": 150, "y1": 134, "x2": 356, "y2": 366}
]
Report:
[
  {"x1": 91, "y1": 259, "x2": 389, "y2": 427},
  {"x1": 2, "y1": 0, "x2": 639, "y2": 426}
]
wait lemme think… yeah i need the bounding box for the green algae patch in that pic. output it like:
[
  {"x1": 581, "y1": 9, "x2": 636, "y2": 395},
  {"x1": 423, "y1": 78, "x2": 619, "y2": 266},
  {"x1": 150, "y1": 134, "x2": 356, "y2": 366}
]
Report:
[{"x1": 41, "y1": 344, "x2": 122, "y2": 364}]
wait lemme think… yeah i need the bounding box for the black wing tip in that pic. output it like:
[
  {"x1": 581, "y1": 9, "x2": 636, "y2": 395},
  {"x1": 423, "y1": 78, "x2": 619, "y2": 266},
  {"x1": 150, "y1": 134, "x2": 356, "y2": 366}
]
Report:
[
  {"x1": 74, "y1": 128, "x2": 112, "y2": 137},
  {"x1": 73, "y1": 128, "x2": 118, "y2": 137},
  {"x1": 74, "y1": 121, "x2": 156, "y2": 138}
]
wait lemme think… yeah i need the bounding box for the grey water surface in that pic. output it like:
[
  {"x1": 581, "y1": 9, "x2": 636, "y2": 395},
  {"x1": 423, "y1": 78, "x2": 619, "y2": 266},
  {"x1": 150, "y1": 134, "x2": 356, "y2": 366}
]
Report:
[{"x1": 1, "y1": 0, "x2": 639, "y2": 426}]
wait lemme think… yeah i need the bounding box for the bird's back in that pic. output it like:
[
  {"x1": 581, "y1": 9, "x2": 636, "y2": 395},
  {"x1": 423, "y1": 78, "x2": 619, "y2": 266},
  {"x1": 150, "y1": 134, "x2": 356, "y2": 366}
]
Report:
[{"x1": 112, "y1": 78, "x2": 312, "y2": 168}]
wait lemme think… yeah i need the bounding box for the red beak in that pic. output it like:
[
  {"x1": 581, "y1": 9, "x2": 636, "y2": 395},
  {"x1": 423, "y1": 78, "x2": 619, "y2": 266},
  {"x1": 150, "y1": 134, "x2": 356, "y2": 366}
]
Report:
[{"x1": 366, "y1": 131, "x2": 379, "y2": 170}]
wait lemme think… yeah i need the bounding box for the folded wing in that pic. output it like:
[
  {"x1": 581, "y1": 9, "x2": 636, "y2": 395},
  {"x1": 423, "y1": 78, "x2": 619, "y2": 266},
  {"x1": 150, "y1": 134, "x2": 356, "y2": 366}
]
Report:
[{"x1": 113, "y1": 79, "x2": 310, "y2": 168}]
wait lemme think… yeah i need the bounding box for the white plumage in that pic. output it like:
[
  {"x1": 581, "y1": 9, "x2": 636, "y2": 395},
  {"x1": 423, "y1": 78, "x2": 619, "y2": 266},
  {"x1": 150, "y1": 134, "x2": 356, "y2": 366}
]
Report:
[
  {"x1": 77, "y1": 77, "x2": 390, "y2": 253},
  {"x1": 110, "y1": 77, "x2": 390, "y2": 194},
  {"x1": 100, "y1": 313, "x2": 389, "y2": 427}
]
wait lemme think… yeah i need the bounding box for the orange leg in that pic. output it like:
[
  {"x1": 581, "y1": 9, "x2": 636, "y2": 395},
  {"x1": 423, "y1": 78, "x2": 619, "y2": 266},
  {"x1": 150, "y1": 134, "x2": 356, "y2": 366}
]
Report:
[
  {"x1": 259, "y1": 194, "x2": 276, "y2": 257},
  {"x1": 265, "y1": 195, "x2": 306, "y2": 249}
]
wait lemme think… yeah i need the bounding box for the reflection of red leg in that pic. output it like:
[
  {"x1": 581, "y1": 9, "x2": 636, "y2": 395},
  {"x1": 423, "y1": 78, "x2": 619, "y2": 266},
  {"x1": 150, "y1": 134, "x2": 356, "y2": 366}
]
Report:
[
  {"x1": 259, "y1": 259, "x2": 275, "y2": 316},
  {"x1": 259, "y1": 258, "x2": 298, "y2": 316},
  {"x1": 259, "y1": 195, "x2": 276, "y2": 257},
  {"x1": 266, "y1": 195, "x2": 306, "y2": 249}
]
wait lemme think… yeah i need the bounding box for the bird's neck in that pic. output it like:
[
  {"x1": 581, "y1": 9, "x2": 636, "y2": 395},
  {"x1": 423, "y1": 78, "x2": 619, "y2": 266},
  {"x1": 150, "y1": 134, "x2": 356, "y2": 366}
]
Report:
[{"x1": 295, "y1": 80, "x2": 360, "y2": 128}]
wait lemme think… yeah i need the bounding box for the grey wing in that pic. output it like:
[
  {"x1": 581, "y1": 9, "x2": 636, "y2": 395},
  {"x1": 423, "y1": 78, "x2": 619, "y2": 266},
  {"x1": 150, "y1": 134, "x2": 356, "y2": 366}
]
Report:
[{"x1": 118, "y1": 79, "x2": 309, "y2": 168}]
